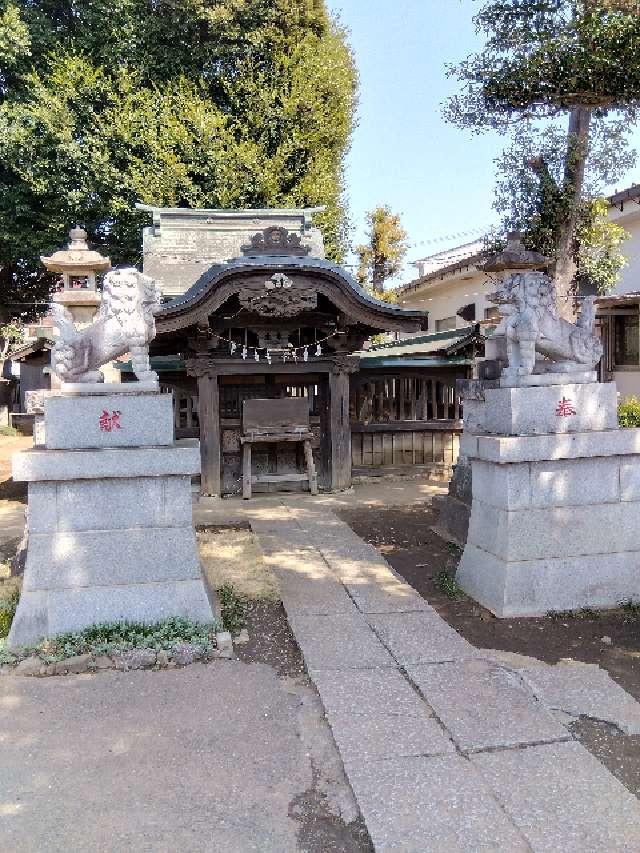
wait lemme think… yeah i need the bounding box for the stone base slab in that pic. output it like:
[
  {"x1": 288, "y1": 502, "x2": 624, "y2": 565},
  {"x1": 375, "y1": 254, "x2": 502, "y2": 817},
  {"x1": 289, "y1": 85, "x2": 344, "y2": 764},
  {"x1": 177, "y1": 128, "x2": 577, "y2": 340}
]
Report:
[
  {"x1": 499, "y1": 370, "x2": 596, "y2": 388},
  {"x1": 13, "y1": 441, "x2": 200, "y2": 482},
  {"x1": 458, "y1": 422, "x2": 640, "y2": 616},
  {"x1": 461, "y1": 428, "x2": 640, "y2": 464},
  {"x1": 9, "y1": 579, "x2": 214, "y2": 647},
  {"x1": 59, "y1": 381, "x2": 159, "y2": 395},
  {"x1": 457, "y1": 543, "x2": 640, "y2": 617},
  {"x1": 476, "y1": 382, "x2": 617, "y2": 436},
  {"x1": 431, "y1": 494, "x2": 470, "y2": 547},
  {"x1": 9, "y1": 437, "x2": 213, "y2": 647},
  {"x1": 21, "y1": 526, "x2": 202, "y2": 591},
  {"x1": 44, "y1": 392, "x2": 173, "y2": 449}
]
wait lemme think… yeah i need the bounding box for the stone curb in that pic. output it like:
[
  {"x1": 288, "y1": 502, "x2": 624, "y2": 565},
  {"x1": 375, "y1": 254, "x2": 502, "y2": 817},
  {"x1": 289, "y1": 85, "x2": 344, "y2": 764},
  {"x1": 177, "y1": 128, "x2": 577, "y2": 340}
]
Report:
[{"x1": 1, "y1": 631, "x2": 236, "y2": 677}]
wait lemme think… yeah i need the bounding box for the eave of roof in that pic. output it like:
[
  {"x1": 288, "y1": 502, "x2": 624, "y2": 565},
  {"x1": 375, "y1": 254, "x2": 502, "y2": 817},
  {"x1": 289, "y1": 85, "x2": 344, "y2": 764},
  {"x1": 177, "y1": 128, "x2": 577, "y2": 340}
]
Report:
[
  {"x1": 366, "y1": 327, "x2": 469, "y2": 352},
  {"x1": 359, "y1": 356, "x2": 473, "y2": 368},
  {"x1": 9, "y1": 338, "x2": 53, "y2": 361},
  {"x1": 156, "y1": 255, "x2": 428, "y2": 332},
  {"x1": 596, "y1": 291, "x2": 640, "y2": 307},
  {"x1": 136, "y1": 203, "x2": 326, "y2": 217},
  {"x1": 358, "y1": 326, "x2": 482, "y2": 363},
  {"x1": 607, "y1": 185, "x2": 640, "y2": 209},
  {"x1": 398, "y1": 252, "x2": 485, "y2": 296}
]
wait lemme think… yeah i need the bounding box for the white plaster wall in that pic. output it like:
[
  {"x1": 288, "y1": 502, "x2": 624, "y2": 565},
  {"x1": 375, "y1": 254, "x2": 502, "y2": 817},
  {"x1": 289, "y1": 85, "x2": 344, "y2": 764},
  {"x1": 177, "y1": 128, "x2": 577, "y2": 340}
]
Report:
[
  {"x1": 609, "y1": 208, "x2": 640, "y2": 295},
  {"x1": 398, "y1": 268, "x2": 493, "y2": 331},
  {"x1": 613, "y1": 371, "x2": 640, "y2": 399}
]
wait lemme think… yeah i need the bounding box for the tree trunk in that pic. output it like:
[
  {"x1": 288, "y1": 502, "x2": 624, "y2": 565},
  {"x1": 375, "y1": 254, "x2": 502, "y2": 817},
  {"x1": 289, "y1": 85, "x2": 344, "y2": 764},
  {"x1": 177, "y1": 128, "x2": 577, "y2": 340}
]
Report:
[
  {"x1": 371, "y1": 261, "x2": 384, "y2": 295},
  {"x1": 554, "y1": 106, "x2": 591, "y2": 321}
]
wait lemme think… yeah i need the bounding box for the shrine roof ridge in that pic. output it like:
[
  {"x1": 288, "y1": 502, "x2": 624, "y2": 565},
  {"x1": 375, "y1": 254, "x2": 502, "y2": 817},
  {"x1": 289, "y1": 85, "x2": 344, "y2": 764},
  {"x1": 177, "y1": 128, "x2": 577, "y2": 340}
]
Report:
[{"x1": 136, "y1": 204, "x2": 326, "y2": 217}]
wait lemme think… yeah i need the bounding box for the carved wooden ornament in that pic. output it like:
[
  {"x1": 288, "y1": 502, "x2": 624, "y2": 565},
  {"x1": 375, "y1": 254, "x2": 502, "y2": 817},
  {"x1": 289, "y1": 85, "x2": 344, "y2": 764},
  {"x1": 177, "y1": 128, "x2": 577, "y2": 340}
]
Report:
[
  {"x1": 241, "y1": 226, "x2": 310, "y2": 257},
  {"x1": 238, "y1": 273, "x2": 317, "y2": 317}
]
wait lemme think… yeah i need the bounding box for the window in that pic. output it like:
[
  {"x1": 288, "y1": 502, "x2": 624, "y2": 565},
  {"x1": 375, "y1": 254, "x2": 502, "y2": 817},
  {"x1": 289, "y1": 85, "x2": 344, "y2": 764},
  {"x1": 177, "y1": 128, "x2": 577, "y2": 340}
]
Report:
[
  {"x1": 614, "y1": 314, "x2": 639, "y2": 366},
  {"x1": 484, "y1": 306, "x2": 500, "y2": 321},
  {"x1": 457, "y1": 303, "x2": 476, "y2": 322},
  {"x1": 436, "y1": 316, "x2": 457, "y2": 332}
]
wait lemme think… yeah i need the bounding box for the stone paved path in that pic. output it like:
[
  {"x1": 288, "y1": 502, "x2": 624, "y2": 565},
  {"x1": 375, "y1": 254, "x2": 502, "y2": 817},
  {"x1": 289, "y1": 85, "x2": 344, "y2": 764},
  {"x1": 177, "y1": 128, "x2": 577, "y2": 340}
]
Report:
[{"x1": 245, "y1": 499, "x2": 640, "y2": 852}]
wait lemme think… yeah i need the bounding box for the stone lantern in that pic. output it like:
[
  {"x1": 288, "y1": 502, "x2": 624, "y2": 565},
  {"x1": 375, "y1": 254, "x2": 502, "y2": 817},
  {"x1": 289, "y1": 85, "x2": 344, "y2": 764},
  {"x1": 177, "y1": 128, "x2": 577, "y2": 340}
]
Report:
[{"x1": 41, "y1": 226, "x2": 111, "y2": 328}]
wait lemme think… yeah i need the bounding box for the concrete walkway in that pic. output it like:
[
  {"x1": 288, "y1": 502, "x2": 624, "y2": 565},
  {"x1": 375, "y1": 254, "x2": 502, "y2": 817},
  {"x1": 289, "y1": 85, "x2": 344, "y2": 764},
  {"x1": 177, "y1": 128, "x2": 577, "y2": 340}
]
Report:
[
  {"x1": 1, "y1": 662, "x2": 365, "y2": 853},
  {"x1": 226, "y1": 496, "x2": 640, "y2": 852}
]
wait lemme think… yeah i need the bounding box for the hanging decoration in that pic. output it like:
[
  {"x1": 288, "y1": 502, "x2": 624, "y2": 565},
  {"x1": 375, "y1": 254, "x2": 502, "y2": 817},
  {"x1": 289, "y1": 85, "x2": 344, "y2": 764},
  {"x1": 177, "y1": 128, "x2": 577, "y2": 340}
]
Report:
[{"x1": 210, "y1": 328, "x2": 345, "y2": 364}]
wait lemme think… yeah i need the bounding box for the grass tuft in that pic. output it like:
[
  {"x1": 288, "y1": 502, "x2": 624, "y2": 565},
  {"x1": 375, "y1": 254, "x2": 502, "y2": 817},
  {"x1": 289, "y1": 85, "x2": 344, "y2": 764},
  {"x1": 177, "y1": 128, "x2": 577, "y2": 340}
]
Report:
[
  {"x1": 436, "y1": 570, "x2": 460, "y2": 599},
  {"x1": 0, "y1": 586, "x2": 19, "y2": 638},
  {"x1": 218, "y1": 583, "x2": 247, "y2": 635}
]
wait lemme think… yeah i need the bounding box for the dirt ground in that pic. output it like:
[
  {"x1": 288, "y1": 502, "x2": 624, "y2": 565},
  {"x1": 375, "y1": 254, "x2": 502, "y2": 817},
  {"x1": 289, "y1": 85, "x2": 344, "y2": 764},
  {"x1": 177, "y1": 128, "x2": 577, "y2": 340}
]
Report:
[{"x1": 338, "y1": 501, "x2": 640, "y2": 798}]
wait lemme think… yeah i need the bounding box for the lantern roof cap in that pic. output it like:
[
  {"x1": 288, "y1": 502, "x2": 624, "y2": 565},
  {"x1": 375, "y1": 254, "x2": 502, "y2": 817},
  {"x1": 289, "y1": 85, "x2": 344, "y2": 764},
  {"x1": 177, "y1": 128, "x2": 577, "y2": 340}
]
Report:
[
  {"x1": 481, "y1": 232, "x2": 549, "y2": 273},
  {"x1": 40, "y1": 226, "x2": 111, "y2": 274}
]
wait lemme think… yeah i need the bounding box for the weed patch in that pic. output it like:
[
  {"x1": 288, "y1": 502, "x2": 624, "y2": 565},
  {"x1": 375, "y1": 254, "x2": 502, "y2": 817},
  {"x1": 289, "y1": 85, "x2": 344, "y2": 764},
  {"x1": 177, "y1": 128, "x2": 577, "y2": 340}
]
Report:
[
  {"x1": 0, "y1": 615, "x2": 221, "y2": 665},
  {"x1": 218, "y1": 583, "x2": 247, "y2": 635},
  {"x1": 436, "y1": 570, "x2": 460, "y2": 599},
  {"x1": 0, "y1": 586, "x2": 19, "y2": 638}
]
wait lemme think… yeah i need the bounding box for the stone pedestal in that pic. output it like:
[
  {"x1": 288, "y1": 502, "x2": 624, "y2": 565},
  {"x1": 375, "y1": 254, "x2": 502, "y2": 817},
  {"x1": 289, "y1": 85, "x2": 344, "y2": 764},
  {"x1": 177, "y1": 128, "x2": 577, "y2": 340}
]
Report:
[
  {"x1": 457, "y1": 379, "x2": 640, "y2": 617},
  {"x1": 8, "y1": 386, "x2": 214, "y2": 647}
]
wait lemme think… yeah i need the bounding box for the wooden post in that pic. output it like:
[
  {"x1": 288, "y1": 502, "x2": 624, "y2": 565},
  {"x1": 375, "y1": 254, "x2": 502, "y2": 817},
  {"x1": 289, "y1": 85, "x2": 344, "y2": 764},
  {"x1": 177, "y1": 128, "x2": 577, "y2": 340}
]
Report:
[
  {"x1": 303, "y1": 440, "x2": 318, "y2": 495},
  {"x1": 329, "y1": 367, "x2": 352, "y2": 491},
  {"x1": 242, "y1": 441, "x2": 252, "y2": 500},
  {"x1": 198, "y1": 373, "x2": 221, "y2": 496}
]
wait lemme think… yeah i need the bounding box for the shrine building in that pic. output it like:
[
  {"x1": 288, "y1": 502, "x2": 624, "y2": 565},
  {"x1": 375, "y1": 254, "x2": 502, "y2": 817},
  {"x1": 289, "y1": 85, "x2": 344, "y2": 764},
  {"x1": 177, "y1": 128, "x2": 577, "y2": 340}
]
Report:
[{"x1": 140, "y1": 205, "x2": 458, "y2": 496}]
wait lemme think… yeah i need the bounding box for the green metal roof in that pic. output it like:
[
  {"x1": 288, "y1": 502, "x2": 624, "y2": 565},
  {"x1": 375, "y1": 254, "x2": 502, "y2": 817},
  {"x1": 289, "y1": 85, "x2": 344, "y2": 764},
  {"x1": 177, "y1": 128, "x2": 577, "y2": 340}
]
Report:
[
  {"x1": 359, "y1": 356, "x2": 473, "y2": 369},
  {"x1": 364, "y1": 327, "x2": 471, "y2": 354},
  {"x1": 357, "y1": 327, "x2": 480, "y2": 369},
  {"x1": 118, "y1": 355, "x2": 185, "y2": 373}
]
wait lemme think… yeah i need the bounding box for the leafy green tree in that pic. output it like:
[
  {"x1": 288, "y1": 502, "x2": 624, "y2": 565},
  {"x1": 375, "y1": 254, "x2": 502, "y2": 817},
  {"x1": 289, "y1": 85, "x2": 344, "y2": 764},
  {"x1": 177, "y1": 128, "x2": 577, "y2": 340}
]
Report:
[
  {"x1": 356, "y1": 206, "x2": 408, "y2": 295},
  {"x1": 446, "y1": 0, "x2": 640, "y2": 315},
  {"x1": 0, "y1": 0, "x2": 357, "y2": 321},
  {"x1": 0, "y1": 320, "x2": 24, "y2": 357}
]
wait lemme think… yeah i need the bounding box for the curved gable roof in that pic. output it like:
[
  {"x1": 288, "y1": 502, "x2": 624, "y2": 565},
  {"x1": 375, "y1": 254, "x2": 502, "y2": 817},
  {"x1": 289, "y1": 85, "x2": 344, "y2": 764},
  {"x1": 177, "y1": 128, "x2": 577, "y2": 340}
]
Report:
[{"x1": 155, "y1": 256, "x2": 428, "y2": 335}]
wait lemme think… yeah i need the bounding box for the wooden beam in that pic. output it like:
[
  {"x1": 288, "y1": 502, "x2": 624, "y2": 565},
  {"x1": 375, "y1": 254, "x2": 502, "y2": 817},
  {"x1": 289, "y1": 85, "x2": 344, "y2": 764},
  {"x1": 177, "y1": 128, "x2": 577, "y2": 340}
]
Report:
[{"x1": 198, "y1": 373, "x2": 221, "y2": 496}]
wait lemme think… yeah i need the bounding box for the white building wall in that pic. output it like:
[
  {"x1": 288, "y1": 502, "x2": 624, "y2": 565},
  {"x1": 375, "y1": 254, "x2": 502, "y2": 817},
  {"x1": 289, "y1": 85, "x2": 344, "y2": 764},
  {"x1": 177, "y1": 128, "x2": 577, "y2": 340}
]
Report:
[
  {"x1": 399, "y1": 202, "x2": 640, "y2": 331},
  {"x1": 609, "y1": 207, "x2": 640, "y2": 295},
  {"x1": 398, "y1": 267, "x2": 493, "y2": 331}
]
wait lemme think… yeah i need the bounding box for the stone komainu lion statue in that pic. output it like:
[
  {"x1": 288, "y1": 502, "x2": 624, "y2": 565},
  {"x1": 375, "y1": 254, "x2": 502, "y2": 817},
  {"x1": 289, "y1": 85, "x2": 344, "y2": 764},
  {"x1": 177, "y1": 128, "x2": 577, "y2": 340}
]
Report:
[
  {"x1": 51, "y1": 268, "x2": 162, "y2": 384},
  {"x1": 491, "y1": 271, "x2": 603, "y2": 378}
]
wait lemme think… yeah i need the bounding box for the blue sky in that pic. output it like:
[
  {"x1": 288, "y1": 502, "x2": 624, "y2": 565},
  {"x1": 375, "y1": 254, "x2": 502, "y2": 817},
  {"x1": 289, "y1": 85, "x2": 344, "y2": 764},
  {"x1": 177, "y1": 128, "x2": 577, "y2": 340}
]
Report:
[{"x1": 330, "y1": 0, "x2": 640, "y2": 276}]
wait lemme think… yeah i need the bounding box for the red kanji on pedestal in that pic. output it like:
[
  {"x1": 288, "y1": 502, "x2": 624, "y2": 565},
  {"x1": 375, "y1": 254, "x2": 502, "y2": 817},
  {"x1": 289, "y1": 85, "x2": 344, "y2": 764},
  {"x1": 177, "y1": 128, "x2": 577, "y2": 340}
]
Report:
[
  {"x1": 99, "y1": 410, "x2": 123, "y2": 432},
  {"x1": 555, "y1": 397, "x2": 577, "y2": 417}
]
